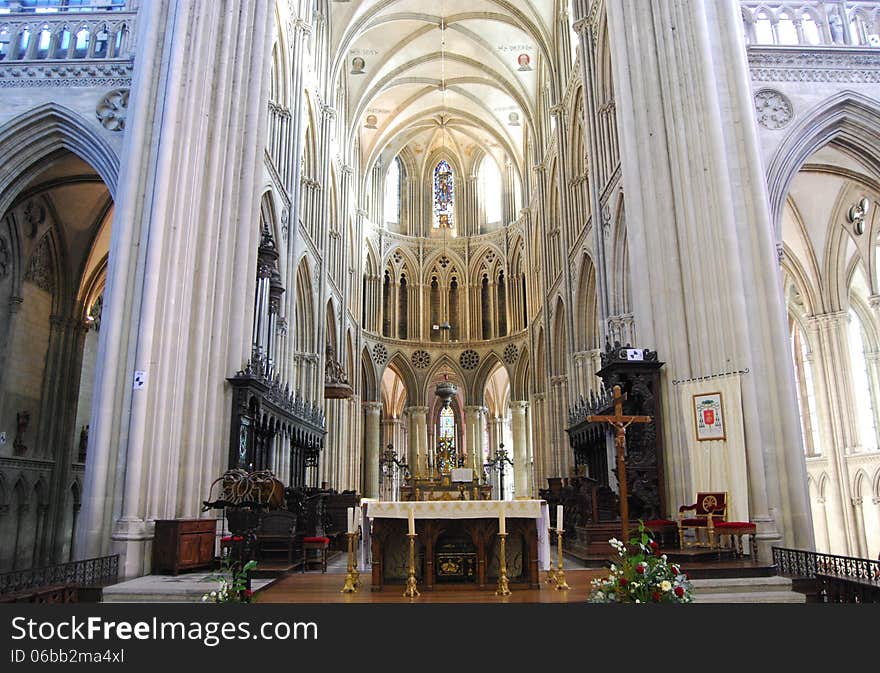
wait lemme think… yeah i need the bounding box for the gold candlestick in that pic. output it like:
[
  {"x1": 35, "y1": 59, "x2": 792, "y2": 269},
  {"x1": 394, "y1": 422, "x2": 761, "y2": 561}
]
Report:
[
  {"x1": 403, "y1": 533, "x2": 420, "y2": 598},
  {"x1": 554, "y1": 528, "x2": 570, "y2": 591},
  {"x1": 545, "y1": 528, "x2": 558, "y2": 584},
  {"x1": 341, "y1": 531, "x2": 359, "y2": 593},
  {"x1": 495, "y1": 532, "x2": 511, "y2": 596}
]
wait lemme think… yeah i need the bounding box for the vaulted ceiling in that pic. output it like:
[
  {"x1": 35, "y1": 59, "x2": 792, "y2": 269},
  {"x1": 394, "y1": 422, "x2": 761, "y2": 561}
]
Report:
[{"x1": 329, "y1": 0, "x2": 562, "y2": 188}]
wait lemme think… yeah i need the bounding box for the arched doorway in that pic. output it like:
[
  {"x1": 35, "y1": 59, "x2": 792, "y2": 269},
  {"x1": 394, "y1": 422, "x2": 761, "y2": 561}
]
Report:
[{"x1": 0, "y1": 149, "x2": 113, "y2": 570}]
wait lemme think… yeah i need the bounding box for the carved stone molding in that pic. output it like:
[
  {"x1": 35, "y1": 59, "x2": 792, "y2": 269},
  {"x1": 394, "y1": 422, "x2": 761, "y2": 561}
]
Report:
[
  {"x1": 748, "y1": 48, "x2": 880, "y2": 84},
  {"x1": 24, "y1": 236, "x2": 54, "y2": 294},
  {"x1": 754, "y1": 88, "x2": 794, "y2": 129},
  {"x1": 0, "y1": 62, "x2": 133, "y2": 88},
  {"x1": 96, "y1": 88, "x2": 129, "y2": 131}
]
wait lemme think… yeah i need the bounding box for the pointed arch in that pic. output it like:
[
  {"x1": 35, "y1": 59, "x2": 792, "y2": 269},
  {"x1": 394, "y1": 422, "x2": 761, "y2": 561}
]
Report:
[
  {"x1": 766, "y1": 92, "x2": 880, "y2": 239},
  {"x1": 551, "y1": 297, "x2": 567, "y2": 376},
  {"x1": 534, "y1": 326, "x2": 546, "y2": 394},
  {"x1": 470, "y1": 351, "x2": 507, "y2": 403},
  {"x1": 325, "y1": 297, "x2": 338, "y2": 356},
  {"x1": 575, "y1": 252, "x2": 598, "y2": 351},
  {"x1": 0, "y1": 104, "x2": 119, "y2": 216},
  {"x1": 385, "y1": 351, "x2": 420, "y2": 406},
  {"x1": 294, "y1": 256, "x2": 315, "y2": 353},
  {"x1": 361, "y1": 346, "x2": 379, "y2": 401}
]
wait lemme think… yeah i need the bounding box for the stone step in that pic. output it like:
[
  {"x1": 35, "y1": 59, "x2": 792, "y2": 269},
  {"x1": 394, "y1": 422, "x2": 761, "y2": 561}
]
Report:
[
  {"x1": 690, "y1": 576, "x2": 806, "y2": 603},
  {"x1": 101, "y1": 573, "x2": 275, "y2": 603},
  {"x1": 689, "y1": 576, "x2": 796, "y2": 593},
  {"x1": 693, "y1": 591, "x2": 806, "y2": 604}
]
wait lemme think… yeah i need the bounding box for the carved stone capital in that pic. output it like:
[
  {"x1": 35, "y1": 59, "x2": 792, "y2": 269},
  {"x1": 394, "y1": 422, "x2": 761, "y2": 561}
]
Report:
[{"x1": 363, "y1": 401, "x2": 383, "y2": 413}]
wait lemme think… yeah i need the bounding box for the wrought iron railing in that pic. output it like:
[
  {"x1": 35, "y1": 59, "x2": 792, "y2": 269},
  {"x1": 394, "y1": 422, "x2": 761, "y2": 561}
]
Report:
[
  {"x1": 773, "y1": 547, "x2": 880, "y2": 602},
  {"x1": 773, "y1": 546, "x2": 880, "y2": 580},
  {"x1": 0, "y1": 554, "x2": 119, "y2": 597}
]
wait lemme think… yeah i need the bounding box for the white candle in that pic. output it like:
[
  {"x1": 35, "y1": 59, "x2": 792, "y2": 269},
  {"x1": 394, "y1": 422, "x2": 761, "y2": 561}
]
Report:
[
  {"x1": 355, "y1": 506, "x2": 362, "y2": 532},
  {"x1": 557, "y1": 505, "x2": 564, "y2": 532},
  {"x1": 347, "y1": 507, "x2": 354, "y2": 533},
  {"x1": 408, "y1": 507, "x2": 415, "y2": 535},
  {"x1": 499, "y1": 504, "x2": 506, "y2": 535}
]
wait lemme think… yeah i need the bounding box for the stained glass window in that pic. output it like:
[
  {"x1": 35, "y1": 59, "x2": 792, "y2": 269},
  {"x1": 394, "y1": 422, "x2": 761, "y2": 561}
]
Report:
[
  {"x1": 439, "y1": 406, "x2": 455, "y2": 439},
  {"x1": 433, "y1": 160, "x2": 454, "y2": 228}
]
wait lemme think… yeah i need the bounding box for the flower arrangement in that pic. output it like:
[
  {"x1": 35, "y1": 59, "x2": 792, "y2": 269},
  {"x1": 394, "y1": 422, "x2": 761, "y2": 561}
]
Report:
[
  {"x1": 588, "y1": 522, "x2": 694, "y2": 603},
  {"x1": 202, "y1": 558, "x2": 258, "y2": 604}
]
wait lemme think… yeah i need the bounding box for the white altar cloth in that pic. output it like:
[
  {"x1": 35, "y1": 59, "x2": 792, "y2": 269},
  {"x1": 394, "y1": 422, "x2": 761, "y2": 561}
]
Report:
[{"x1": 365, "y1": 500, "x2": 551, "y2": 570}]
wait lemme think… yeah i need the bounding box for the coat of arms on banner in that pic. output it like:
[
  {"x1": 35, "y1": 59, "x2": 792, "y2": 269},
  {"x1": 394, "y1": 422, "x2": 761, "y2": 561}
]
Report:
[{"x1": 692, "y1": 392, "x2": 726, "y2": 441}]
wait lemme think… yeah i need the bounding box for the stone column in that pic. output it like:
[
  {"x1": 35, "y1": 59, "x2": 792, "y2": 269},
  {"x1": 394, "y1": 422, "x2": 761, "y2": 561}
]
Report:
[
  {"x1": 405, "y1": 406, "x2": 429, "y2": 477},
  {"x1": 510, "y1": 401, "x2": 530, "y2": 498},
  {"x1": 363, "y1": 402, "x2": 382, "y2": 498},
  {"x1": 464, "y1": 406, "x2": 486, "y2": 475},
  {"x1": 605, "y1": 0, "x2": 812, "y2": 548},
  {"x1": 78, "y1": 0, "x2": 276, "y2": 577},
  {"x1": 807, "y1": 312, "x2": 858, "y2": 553},
  {"x1": 487, "y1": 415, "x2": 504, "y2": 458}
]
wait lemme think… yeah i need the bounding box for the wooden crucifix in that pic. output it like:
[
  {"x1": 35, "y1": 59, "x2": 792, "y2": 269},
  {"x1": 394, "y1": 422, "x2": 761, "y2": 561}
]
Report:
[{"x1": 587, "y1": 385, "x2": 653, "y2": 541}]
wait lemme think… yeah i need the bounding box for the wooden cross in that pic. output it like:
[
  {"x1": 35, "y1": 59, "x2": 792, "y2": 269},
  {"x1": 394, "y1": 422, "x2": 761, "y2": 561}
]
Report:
[{"x1": 587, "y1": 385, "x2": 653, "y2": 541}]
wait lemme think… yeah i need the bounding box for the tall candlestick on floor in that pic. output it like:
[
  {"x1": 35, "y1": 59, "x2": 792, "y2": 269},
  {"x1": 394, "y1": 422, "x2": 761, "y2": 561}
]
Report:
[
  {"x1": 340, "y1": 530, "x2": 359, "y2": 593},
  {"x1": 545, "y1": 527, "x2": 558, "y2": 584},
  {"x1": 495, "y1": 532, "x2": 511, "y2": 596},
  {"x1": 403, "y1": 532, "x2": 420, "y2": 598},
  {"x1": 554, "y1": 527, "x2": 570, "y2": 591}
]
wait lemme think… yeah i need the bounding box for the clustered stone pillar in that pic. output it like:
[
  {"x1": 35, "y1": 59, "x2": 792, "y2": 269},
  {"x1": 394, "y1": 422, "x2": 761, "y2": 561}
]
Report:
[
  {"x1": 363, "y1": 402, "x2": 382, "y2": 498},
  {"x1": 605, "y1": 0, "x2": 813, "y2": 549},
  {"x1": 509, "y1": 401, "x2": 530, "y2": 498},
  {"x1": 464, "y1": 405, "x2": 486, "y2": 475},
  {"x1": 405, "y1": 406, "x2": 429, "y2": 477}
]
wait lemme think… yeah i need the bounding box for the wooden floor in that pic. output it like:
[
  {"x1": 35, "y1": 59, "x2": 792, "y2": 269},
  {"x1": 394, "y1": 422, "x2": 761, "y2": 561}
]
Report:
[{"x1": 256, "y1": 568, "x2": 606, "y2": 603}]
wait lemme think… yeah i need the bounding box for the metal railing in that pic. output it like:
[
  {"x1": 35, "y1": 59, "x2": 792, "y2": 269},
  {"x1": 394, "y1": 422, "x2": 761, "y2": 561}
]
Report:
[
  {"x1": 0, "y1": 554, "x2": 119, "y2": 597},
  {"x1": 773, "y1": 547, "x2": 880, "y2": 602}
]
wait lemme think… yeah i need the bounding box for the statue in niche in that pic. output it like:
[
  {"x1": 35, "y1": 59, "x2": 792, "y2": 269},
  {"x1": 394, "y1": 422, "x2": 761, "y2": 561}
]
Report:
[
  {"x1": 13, "y1": 411, "x2": 29, "y2": 455},
  {"x1": 828, "y1": 15, "x2": 845, "y2": 44},
  {"x1": 324, "y1": 344, "x2": 349, "y2": 384},
  {"x1": 78, "y1": 425, "x2": 89, "y2": 463}
]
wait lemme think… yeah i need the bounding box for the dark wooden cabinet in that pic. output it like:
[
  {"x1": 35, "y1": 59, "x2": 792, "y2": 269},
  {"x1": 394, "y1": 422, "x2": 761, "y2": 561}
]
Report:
[{"x1": 152, "y1": 519, "x2": 217, "y2": 575}]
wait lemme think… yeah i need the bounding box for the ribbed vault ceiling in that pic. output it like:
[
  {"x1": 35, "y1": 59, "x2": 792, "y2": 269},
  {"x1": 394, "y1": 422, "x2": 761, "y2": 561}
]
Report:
[{"x1": 330, "y1": 0, "x2": 557, "y2": 185}]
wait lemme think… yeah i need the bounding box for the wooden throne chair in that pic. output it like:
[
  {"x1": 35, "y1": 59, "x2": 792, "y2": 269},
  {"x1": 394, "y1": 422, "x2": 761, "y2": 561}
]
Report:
[{"x1": 678, "y1": 492, "x2": 727, "y2": 549}]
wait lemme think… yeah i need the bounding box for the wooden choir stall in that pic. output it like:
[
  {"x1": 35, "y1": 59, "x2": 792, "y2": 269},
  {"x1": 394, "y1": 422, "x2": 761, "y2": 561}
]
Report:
[{"x1": 366, "y1": 500, "x2": 550, "y2": 591}]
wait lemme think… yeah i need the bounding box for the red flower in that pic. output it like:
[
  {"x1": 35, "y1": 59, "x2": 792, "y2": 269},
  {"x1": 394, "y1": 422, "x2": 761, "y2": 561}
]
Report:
[
  {"x1": 221, "y1": 536, "x2": 232, "y2": 543},
  {"x1": 244, "y1": 589, "x2": 253, "y2": 597},
  {"x1": 674, "y1": 586, "x2": 685, "y2": 597},
  {"x1": 619, "y1": 577, "x2": 628, "y2": 587},
  {"x1": 232, "y1": 535, "x2": 244, "y2": 542},
  {"x1": 671, "y1": 565, "x2": 680, "y2": 575},
  {"x1": 636, "y1": 565, "x2": 645, "y2": 574},
  {"x1": 652, "y1": 591, "x2": 660, "y2": 602},
  {"x1": 684, "y1": 572, "x2": 689, "y2": 580}
]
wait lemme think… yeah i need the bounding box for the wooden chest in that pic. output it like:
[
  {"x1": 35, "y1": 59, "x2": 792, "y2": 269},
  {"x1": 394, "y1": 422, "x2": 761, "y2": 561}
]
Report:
[{"x1": 151, "y1": 519, "x2": 217, "y2": 575}]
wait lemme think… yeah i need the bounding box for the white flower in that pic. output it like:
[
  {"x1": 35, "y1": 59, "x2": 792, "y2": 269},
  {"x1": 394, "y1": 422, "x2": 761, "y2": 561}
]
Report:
[
  {"x1": 635, "y1": 599, "x2": 641, "y2": 603},
  {"x1": 660, "y1": 580, "x2": 672, "y2": 592},
  {"x1": 661, "y1": 554, "x2": 668, "y2": 561}
]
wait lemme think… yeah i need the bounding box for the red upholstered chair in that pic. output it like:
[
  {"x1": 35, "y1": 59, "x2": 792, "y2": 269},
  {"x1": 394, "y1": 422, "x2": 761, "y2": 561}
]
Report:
[
  {"x1": 714, "y1": 521, "x2": 758, "y2": 561},
  {"x1": 678, "y1": 492, "x2": 727, "y2": 549},
  {"x1": 301, "y1": 536, "x2": 330, "y2": 573}
]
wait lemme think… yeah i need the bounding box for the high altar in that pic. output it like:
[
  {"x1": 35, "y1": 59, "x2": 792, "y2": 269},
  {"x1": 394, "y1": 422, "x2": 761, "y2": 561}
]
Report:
[{"x1": 365, "y1": 500, "x2": 550, "y2": 591}]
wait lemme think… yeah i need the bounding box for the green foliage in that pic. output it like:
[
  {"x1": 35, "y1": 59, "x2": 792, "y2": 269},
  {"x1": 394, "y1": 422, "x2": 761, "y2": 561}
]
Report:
[
  {"x1": 201, "y1": 559, "x2": 258, "y2": 604},
  {"x1": 588, "y1": 521, "x2": 694, "y2": 604}
]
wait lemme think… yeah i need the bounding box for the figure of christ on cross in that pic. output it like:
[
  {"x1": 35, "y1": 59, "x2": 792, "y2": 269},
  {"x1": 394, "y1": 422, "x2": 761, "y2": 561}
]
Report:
[{"x1": 587, "y1": 385, "x2": 653, "y2": 541}]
